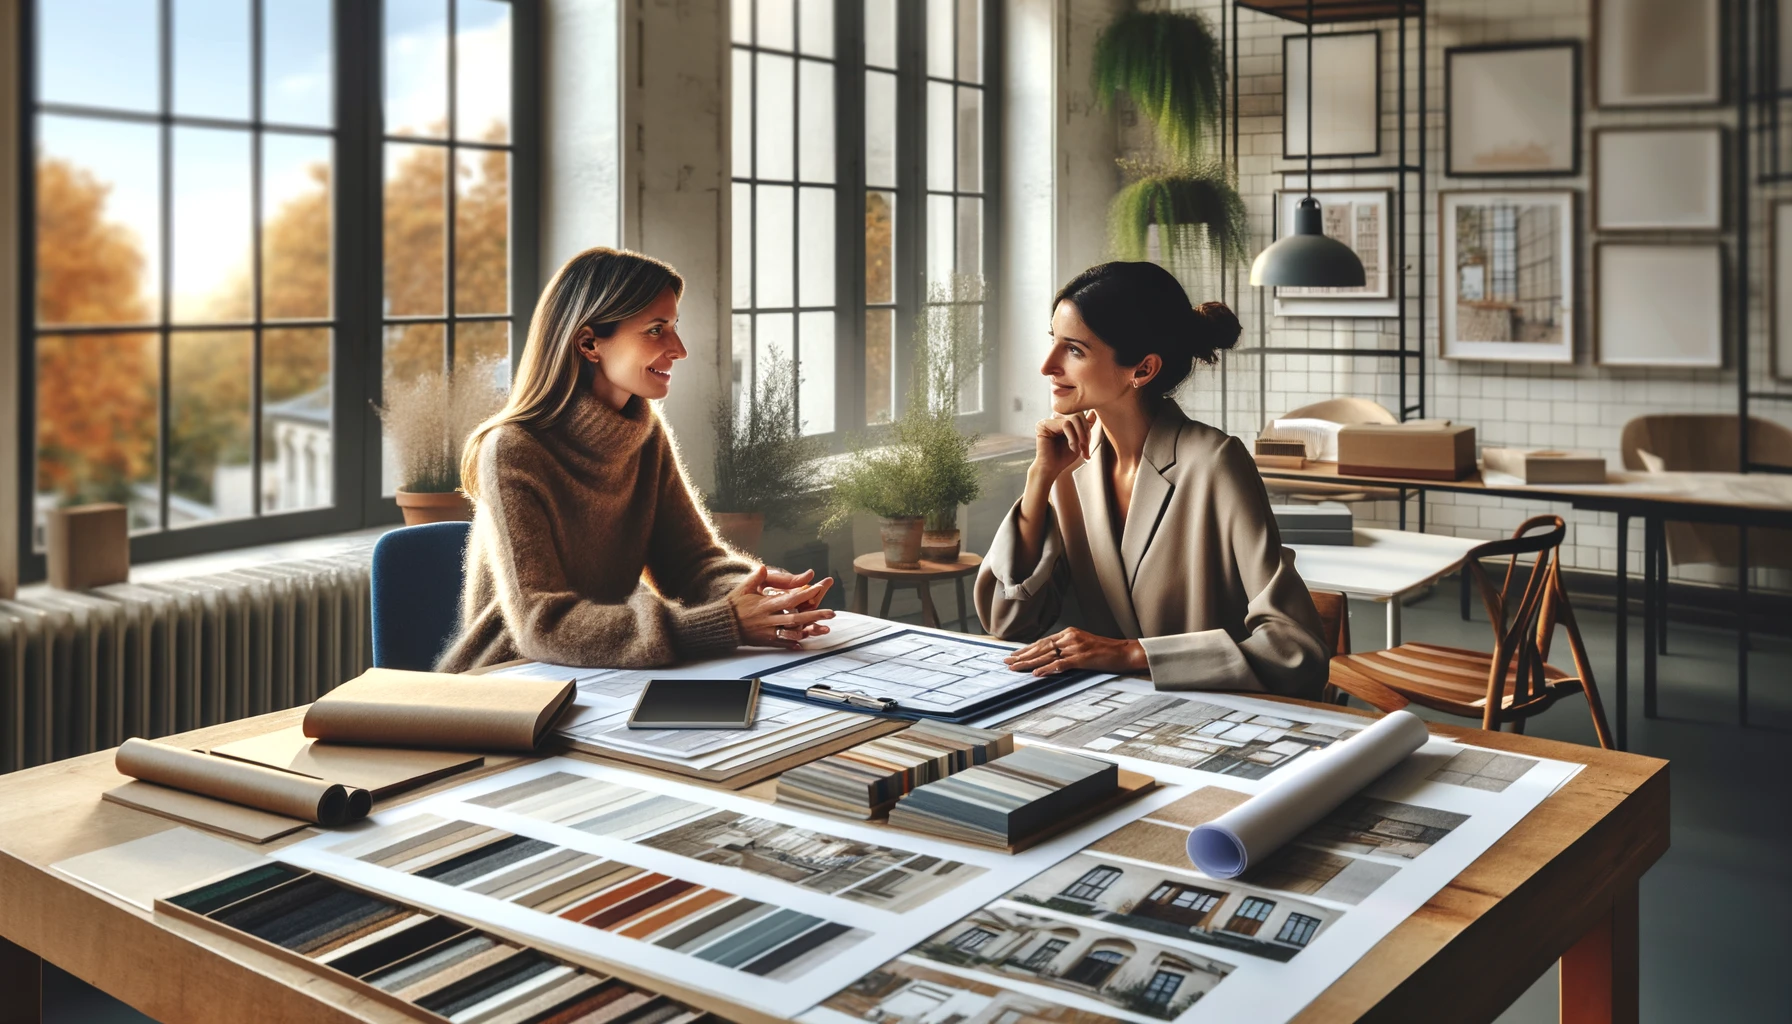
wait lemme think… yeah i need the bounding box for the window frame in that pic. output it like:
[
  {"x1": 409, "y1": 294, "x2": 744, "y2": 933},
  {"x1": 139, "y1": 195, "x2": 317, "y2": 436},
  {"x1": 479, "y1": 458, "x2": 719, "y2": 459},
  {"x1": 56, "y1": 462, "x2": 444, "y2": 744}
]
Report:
[
  {"x1": 728, "y1": 0, "x2": 1000, "y2": 448},
  {"x1": 14, "y1": 0, "x2": 539, "y2": 583}
]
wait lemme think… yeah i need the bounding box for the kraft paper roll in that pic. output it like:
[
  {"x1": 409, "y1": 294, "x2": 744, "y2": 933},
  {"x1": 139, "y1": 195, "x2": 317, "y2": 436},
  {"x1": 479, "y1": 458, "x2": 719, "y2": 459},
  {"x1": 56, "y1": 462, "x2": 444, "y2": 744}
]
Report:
[
  {"x1": 115, "y1": 738, "x2": 371, "y2": 827},
  {"x1": 1186, "y1": 710, "x2": 1429, "y2": 879}
]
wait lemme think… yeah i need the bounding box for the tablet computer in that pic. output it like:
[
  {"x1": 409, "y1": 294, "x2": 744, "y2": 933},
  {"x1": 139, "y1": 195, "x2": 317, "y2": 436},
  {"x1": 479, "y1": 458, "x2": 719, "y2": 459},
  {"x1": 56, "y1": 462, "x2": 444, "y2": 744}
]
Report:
[{"x1": 626, "y1": 678, "x2": 761, "y2": 730}]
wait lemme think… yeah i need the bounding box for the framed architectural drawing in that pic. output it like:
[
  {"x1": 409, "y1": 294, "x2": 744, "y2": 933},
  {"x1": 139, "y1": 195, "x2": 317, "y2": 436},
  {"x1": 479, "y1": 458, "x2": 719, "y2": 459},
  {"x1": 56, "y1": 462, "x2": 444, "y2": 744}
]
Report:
[
  {"x1": 1593, "y1": 127, "x2": 1724, "y2": 231},
  {"x1": 1284, "y1": 31, "x2": 1380, "y2": 159},
  {"x1": 1445, "y1": 42, "x2": 1581, "y2": 177},
  {"x1": 1595, "y1": 243, "x2": 1724, "y2": 368},
  {"x1": 1440, "y1": 191, "x2": 1575, "y2": 363},
  {"x1": 1594, "y1": 0, "x2": 1721, "y2": 107},
  {"x1": 1777, "y1": 203, "x2": 1792, "y2": 379},
  {"x1": 1272, "y1": 189, "x2": 1396, "y2": 318}
]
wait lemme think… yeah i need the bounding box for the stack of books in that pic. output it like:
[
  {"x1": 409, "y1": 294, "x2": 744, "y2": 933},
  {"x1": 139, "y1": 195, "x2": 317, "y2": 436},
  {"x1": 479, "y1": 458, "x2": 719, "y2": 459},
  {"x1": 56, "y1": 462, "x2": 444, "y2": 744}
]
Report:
[
  {"x1": 774, "y1": 721, "x2": 1013, "y2": 819},
  {"x1": 1272, "y1": 502, "x2": 1355, "y2": 545},
  {"x1": 886, "y1": 746, "x2": 1118, "y2": 847}
]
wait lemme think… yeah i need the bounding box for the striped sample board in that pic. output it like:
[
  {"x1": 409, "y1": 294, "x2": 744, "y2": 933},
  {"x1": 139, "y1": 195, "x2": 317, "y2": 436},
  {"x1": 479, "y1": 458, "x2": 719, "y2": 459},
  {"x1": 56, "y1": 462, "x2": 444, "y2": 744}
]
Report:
[{"x1": 157, "y1": 863, "x2": 726, "y2": 1024}]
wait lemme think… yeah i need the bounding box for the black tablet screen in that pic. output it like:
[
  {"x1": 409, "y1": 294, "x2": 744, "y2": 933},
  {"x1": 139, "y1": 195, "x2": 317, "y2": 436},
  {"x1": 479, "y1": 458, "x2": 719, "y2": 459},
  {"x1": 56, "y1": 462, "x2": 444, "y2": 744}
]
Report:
[{"x1": 628, "y1": 678, "x2": 758, "y2": 728}]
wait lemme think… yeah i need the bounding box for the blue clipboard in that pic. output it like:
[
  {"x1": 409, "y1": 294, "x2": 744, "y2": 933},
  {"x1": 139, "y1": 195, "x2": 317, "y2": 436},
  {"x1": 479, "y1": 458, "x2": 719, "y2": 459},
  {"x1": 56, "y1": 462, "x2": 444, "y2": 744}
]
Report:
[{"x1": 745, "y1": 629, "x2": 1099, "y2": 724}]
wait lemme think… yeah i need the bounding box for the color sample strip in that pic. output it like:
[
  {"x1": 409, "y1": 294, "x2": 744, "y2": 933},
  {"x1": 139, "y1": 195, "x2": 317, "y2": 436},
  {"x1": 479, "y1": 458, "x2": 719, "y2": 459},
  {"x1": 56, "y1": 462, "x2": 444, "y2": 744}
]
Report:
[
  {"x1": 168, "y1": 862, "x2": 302, "y2": 915},
  {"x1": 658, "y1": 900, "x2": 773, "y2": 952},
  {"x1": 586, "y1": 879, "x2": 700, "y2": 930},
  {"x1": 368, "y1": 934, "x2": 499, "y2": 993},
  {"x1": 517, "y1": 863, "x2": 642, "y2": 913},
  {"x1": 529, "y1": 987, "x2": 655, "y2": 1024},
  {"x1": 472, "y1": 973, "x2": 605, "y2": 1024},
  {"x1": 616, "y1": 888, "x2": 734, "y2": 940},
  {"x1": 357, "y1": 820, "x2": 496, "y2": 868},
  {"x1": 559, "y1": 872, "x2": 672, "y2": 923},
  {"x1": 469, "y1": 849, "x2": 595, "y2": 898},
  {"x1": 391, "y1": 941, "x2": 522, "y2": 1002},
  {"x1": 692, "y1": 908, "x2": 824, "y2": 968},
  {"x1": 738, "y1": 921, "x2": 852, "y2": 977},
  {"x1": 419, "y1": 835, "x2": 557, "y2": 886},
  {"x1": 416, "y1": 950, "x2": 557, "y2": 1016}
]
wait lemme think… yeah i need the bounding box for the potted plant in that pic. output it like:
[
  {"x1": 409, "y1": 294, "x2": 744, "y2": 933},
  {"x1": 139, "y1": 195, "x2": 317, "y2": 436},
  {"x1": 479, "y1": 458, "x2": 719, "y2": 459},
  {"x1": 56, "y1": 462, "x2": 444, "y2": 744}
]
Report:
[
  {"x1": 376, "y1": 355, "x2": 509, "y2": 525},
  {"x1": 824, "y1": 277, "x2": 985, "y2": 567},
  {"x1": 707, "y1": 350, "x2": 823, "y2": 553},
  {"x1": 1093, "y1": 7, "x2": 1244, "y2": 272}
]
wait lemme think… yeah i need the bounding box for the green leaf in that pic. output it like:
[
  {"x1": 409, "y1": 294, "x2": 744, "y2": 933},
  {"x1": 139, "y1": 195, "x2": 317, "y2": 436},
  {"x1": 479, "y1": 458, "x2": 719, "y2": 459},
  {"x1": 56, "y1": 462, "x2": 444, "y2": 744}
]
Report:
[{"x1": 1092, "y1": 9, "x2": 1224, "y2": 160}]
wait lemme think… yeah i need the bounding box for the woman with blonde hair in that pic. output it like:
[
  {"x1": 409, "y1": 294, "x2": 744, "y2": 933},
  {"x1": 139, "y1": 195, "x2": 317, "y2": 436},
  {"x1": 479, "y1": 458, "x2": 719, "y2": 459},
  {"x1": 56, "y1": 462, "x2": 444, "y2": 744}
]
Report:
[{"x1": 437, "y1": 246, "x2": 834, "y2": 672}]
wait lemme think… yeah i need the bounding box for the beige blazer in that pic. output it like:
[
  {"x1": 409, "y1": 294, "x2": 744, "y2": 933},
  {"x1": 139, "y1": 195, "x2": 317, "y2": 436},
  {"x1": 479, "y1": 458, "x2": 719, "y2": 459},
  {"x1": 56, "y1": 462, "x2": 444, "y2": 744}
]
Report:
[{"x1": 975, "y1": 403, "x2": 1328, "y2": 699}]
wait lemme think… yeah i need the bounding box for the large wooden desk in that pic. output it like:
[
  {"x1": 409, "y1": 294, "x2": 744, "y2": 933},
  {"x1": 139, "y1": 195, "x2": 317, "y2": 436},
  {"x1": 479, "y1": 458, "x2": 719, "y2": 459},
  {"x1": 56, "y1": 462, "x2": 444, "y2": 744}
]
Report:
[
  {"x1": 0, "y1": 702, "x2": 1668, "y2": 1024},
  {"x1": 1262, "y1": 463, "x2": 1792, "y2": 747}
]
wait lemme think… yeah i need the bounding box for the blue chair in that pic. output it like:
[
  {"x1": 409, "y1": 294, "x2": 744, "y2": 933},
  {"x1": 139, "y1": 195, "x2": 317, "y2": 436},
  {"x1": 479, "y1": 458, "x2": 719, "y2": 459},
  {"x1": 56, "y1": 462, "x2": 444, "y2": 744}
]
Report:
[{"x1": 371, "y1": 522, "x2": 473, "y2": 671}]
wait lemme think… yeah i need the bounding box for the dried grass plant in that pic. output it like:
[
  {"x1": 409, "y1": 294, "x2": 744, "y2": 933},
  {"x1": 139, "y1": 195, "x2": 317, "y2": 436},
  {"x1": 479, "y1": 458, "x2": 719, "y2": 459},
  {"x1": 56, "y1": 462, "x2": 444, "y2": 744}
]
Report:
[
  {"x1": 376, "y1": 356, "x2": 510, "y2": 493},
  {"x1": 709, "y1": 349, "x2": 824, "y2": 518}
]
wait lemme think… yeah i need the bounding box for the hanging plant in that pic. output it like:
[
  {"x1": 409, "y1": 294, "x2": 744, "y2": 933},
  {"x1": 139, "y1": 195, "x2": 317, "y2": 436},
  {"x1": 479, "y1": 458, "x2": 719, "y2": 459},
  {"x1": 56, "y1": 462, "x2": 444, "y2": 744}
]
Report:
[
  {"x1": 1092, "y1": 8, "x2": 1225, "y2": 159},
  {"x1": 1108, "y1": 160, "x2": 1248, "y2": 271}
]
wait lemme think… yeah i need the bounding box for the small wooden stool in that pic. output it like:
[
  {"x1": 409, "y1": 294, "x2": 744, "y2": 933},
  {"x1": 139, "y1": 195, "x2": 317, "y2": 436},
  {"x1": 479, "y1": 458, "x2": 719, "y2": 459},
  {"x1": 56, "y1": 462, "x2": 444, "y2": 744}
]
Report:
[{"x1": 850, "y1": 552, "x2": 983, "y2": 631}]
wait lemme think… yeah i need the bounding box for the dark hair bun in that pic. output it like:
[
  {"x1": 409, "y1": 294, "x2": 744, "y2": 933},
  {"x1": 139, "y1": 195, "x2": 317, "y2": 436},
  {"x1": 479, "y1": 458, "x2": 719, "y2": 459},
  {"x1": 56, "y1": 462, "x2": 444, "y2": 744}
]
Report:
[{"x1": 1191, "y1": 301, "x2": 1241, "y2": 360}]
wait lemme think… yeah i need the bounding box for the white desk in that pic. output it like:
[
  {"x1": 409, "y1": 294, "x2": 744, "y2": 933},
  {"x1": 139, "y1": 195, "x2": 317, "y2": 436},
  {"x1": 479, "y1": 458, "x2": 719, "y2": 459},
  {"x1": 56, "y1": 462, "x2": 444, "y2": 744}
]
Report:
[{"x1": 1289, "y1": 527, "x2": 1481, "y2": 649}]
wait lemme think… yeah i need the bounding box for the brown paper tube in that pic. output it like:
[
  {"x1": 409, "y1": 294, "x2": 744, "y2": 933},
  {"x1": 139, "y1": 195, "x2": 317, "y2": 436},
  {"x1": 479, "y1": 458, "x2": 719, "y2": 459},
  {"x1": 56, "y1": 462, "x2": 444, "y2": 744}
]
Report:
[
  {"x1": 346, "y1": 787, "x2": 373, "y2": 821},
  {"x1": 116, "y1": 738, "x2": 352, "y2": 827}
]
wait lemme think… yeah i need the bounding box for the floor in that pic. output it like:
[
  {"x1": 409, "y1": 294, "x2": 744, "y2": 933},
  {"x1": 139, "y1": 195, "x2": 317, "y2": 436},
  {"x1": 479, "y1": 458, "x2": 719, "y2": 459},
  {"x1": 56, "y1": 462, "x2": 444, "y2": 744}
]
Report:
[{"x1": 44, "y1": 576, "x2": 1792, "y2": 1023}]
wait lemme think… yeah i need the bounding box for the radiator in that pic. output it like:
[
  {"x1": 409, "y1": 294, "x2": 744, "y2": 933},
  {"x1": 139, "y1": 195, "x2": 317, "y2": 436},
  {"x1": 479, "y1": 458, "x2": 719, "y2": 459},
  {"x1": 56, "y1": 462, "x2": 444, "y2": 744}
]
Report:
[{"x1": 0, "y1": 550, "x2": 373, "y2": 774}]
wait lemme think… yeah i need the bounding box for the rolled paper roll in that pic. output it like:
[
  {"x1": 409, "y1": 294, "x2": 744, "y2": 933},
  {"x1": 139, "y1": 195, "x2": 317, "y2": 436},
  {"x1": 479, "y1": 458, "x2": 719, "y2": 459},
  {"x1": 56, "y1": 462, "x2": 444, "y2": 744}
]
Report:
[
  {"x1": 1187, "y1": 710, "x2": 1429, "y2": 879},
  {"x1": 116, "y1": 738, "x2": 357, "y2": 827}
]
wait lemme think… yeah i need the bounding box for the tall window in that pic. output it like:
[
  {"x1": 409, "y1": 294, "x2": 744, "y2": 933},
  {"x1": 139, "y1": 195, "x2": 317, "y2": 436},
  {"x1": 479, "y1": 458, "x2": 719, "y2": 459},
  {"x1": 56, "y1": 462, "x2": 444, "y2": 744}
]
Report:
[
  {"x1": 380, "y1": 0, "x2": 516, "y2": 493},
  {"x1": 1019, "y1": 938, "x2": 1066, "y2": 971},
  {"x1": 948, "y1": 926, "x2": 995, "y2": 952},
  {"x1": 731, "y1": 0, "x2": 996, "y2": 441},
  {"x1": 19, "y1": 0, "x2": 533, "y2": 578},
  {"x1": 29, "y1": 0, "x2": 337, "y2": 544},
  {"x1": 1060, "y1": 865, "x2": 1122, "y2": 902},
  {"x1": 1275, "y1": 912, "x2": 1321, "y2": 948},
  {"x1": 730, "y1": 0, "x2": 838, "y2": 436},
  {"x1": 1140, "y1": 970, "x2": 1185, "y2": 1010},
  {"x1": 1224, "y1": 896, "x2": 1277, "y2": 937}
]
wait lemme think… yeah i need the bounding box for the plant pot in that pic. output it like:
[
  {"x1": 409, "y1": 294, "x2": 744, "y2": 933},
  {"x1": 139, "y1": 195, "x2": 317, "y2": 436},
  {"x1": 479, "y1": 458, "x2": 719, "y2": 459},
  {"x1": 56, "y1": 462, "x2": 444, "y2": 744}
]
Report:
[
  {"x1": 879, "y1": 516, "x2": 925, "y2": 569},
  {"x1": 921, "y1": 529, "x2": 962, "y2": 563},
  {"x1": 713, "y1": 511, "x2": 766, "y2": 554},
  {"x1": 395, "y1": 487, "x2": 474, "y2": 526}
]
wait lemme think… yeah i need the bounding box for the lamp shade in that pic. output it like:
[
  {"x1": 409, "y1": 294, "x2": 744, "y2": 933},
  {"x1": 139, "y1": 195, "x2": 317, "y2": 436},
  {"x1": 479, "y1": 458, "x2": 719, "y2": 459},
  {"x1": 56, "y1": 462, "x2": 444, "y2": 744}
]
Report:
[{"x1": 1249, "y1": 197, "x2": 1367, "y2": 288}]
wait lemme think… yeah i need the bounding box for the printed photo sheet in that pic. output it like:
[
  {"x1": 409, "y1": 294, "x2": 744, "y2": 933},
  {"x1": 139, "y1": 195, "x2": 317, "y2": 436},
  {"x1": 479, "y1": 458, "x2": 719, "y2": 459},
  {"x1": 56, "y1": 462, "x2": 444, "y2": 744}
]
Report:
[
  {"x1": 275, "y1": 756, "x2": 1194, "y2": 1019},
  {"x1": 804, "y1": 693, "x2": 1585, "y2": 1024}
]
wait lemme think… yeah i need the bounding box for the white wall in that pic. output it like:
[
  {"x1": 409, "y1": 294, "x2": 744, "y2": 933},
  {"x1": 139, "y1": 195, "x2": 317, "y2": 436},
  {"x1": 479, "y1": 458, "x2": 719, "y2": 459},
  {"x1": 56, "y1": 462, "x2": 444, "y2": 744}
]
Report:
[
  {"x1": 620, "y1": 0, "x2": 732, "y2": 490},
  {"x1": 540, "y1": 0, "x2": 622, "y2": 270},
  {"x1": 1071, "y1": 0, "x2": 1792, "y2": 584},
  {"x1": 0, "y1": 0, "x2": 19, "y2": 598}
]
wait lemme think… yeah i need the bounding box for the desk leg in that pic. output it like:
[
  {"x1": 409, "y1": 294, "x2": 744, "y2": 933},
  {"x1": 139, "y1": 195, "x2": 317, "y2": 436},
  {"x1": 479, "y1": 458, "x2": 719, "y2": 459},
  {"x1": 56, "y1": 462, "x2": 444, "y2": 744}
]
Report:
[
  {"x1": 0, "y1": 936, "x2": 42, "y2": 1024},
  {"x1": 1643, "y1": 518, "x2": 1657, "y2": 721},
  {"x1": 1739, "y1": 526, "x2": 1750, "y2": 728},
  {"x1": 1559, "y1": 882, "x2": 1640, "y2": 1024},
  {"x1": 955, "y1": 578, "x2": 970, "y2": 632},
  {"x1": 1615, "y1": 513, "x2": 1629, "y2": 752},
  {"x1": 878, "y1": 583, "x2": 895, "y2": 619},
  {"x1": 1386, "y1": 596, "x2": 1402, "y2": 649},
  {"x1": 1656, "y1": 530, "x2": 1668, "y2": 656},
  {"x1": 1460, "y1": 567, "x2": 1471, "y2": 622}
]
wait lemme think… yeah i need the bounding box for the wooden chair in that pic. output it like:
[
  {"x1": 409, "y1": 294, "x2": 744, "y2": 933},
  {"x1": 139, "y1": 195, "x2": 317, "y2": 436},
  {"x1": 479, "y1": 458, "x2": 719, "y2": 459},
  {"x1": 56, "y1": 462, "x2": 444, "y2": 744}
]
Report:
[
  {"x1": 1326, "y1": 515, "x2": 1615, "y2": 748},
  {"x1": 1310, "y1": 588, "x2": 1409, "y2": 711},
  {"x1": 1620, "y1": 414, "x2": 1792, "y2": 571}
]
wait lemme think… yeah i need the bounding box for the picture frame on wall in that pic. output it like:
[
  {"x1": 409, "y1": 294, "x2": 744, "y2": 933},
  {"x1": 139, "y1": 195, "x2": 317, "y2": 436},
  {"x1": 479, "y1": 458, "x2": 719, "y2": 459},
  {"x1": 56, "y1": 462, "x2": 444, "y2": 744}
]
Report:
[
  {"x1": 1595, "y1": 242, "x2": 1725, "y2": 368},
  {"x1": 1440, "y1": 190, "x2": 1576, "y2": 363},
  {"x1": 1272, "y1": 188, "x2": 1397, "y2": 319},
  {"x1": 1593, "y1": 127, "x2": 1725, "y2": 231},
  {"x1": 1775, "y1": 203, "x2": 1792, "y2": 379},
  {"x1": 1594, "y1": 0, "x2": 1722, "y2": 108},
  {"x1": 1445, "y1": 42, "x2": 1581, "y2": 177},
  {"x1": 1284, "y1": 31, "x2": 1380, "y2": 159}
]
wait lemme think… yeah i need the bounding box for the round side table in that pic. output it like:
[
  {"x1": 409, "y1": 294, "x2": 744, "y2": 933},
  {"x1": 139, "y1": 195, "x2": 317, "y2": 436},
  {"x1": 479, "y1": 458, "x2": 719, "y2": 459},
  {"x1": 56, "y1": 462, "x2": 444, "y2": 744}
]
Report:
[{"x1": 850, "y1": 552, "x2": 983, "y2": 631}]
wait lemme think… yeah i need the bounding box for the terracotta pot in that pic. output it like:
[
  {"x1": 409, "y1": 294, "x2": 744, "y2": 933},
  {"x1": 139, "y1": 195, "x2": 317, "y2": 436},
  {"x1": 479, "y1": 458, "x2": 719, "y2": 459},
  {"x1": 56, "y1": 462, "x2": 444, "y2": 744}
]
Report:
[
  {"x1": 713, "y1": 511, "x2": 766, "y2": 554},
  {"x1": 879, "y1": 516, "x2": 925, "y2": 568},
  {"x1": 395, "y1": 487, "x2": 474, "y2": 525},
  {"x1": 921, "y1": 529, "x2": 962, "y2": 563}
]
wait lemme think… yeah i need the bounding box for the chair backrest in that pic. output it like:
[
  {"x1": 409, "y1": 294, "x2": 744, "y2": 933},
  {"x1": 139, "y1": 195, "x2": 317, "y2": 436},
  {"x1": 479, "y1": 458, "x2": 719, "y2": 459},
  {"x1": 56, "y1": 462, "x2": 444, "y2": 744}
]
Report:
[
  {"x1": 1619, "y1": 414, "x2": 1792, "y2": 473},
  {"x1": 1462, "y1": 515, "x2": 1571, "y2": 724},
  {"x1": 1309, "y1": 589, "x2": 1351, "y2": 658},
  {"x1": 371, "y1": 522, "x2": 473, "y2": 671}
]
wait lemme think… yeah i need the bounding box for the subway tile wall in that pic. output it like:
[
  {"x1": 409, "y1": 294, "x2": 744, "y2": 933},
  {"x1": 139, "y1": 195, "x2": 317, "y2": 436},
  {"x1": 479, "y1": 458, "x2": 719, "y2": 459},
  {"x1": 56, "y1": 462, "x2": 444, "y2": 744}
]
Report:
[{"x1": 1120, "y1": 0, "x2": 1792, "y2": 587}]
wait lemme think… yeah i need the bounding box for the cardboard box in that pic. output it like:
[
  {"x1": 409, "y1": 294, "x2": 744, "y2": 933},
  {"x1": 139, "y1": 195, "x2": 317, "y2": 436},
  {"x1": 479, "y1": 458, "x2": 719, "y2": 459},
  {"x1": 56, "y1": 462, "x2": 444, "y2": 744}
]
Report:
[
  {"x1": 1482, "y1": 447, "x2": 1607, "y2": 484},
  {"x1": 1337, "y1": 423, "x2": 1477, "y2": 481},
  {"x1": 47, "y1": 503, "x2": 129, "y2": 590}
]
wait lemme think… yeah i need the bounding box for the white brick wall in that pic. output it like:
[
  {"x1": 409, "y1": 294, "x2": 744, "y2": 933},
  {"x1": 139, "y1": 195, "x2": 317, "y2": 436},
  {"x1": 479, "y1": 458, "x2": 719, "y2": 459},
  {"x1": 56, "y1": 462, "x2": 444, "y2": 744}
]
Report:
[{"x1": 1115, "y1": 0, "x2": 1792, "y2": 587}]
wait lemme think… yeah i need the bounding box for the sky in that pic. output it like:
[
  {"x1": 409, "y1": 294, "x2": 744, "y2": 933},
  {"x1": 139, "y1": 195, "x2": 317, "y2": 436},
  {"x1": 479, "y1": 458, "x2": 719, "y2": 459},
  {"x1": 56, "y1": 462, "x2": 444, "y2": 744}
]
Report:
[{"x1": 36, "y1": 0, "x2": 512, "y2": 320}]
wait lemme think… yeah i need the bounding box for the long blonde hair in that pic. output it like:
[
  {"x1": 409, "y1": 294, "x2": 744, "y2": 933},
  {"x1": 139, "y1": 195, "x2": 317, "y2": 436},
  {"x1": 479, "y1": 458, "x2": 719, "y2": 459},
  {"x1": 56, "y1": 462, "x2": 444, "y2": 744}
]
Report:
[{"x1": 460, "y1": 246, "x2": 685, "y2": 500}]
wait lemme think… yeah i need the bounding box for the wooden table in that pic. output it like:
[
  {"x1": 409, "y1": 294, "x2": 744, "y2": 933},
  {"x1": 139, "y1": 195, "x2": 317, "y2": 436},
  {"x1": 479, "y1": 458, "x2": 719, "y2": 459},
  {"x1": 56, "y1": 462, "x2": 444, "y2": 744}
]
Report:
[
  {"x1": 0, "y1": 700, "x2": 1667, "y2": 1024},
  {"x1": 848, "y1": 552, "x2": 983, "y2": 631},
  {"x1": 1261, "y1": 463, "x2": 1792, "y2": 748},
  {"x1": 1288, "y1": 528, "x2": 1482, "y2": 648}
]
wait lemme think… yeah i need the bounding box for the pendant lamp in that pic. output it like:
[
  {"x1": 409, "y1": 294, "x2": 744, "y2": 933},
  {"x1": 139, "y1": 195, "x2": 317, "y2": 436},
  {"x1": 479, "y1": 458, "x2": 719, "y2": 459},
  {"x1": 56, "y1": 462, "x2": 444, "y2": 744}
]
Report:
[{"x1": 1249, "y1": 0, "x2": 1367, "y2": 289}]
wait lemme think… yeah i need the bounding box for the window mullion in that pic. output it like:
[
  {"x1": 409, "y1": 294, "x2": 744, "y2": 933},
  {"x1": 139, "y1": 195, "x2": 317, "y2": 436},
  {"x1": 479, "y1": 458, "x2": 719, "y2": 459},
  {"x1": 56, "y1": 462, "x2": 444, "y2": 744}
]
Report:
[
  {"x1": 892, "y1": 0, "x2": 925, "y2": 420},
  {"x1": 250, "y1": 0, "x2": 265, "y2": 518},
  {"x1": 157, "y1": 0, "x2": 174, "y2": 534},
  {"x1": 835, "y1": 0, "x2": 863, "y2": 438}
]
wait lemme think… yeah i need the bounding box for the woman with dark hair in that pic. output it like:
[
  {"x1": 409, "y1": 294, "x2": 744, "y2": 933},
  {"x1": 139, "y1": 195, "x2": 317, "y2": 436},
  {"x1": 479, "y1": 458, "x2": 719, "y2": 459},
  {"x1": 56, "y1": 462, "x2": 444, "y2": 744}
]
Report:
[
  {"x1": 973, "y1": 261, "x2": 1327, "y2": 698},
  {"x1": 436, "y1": 246, "x2": 834, "y2": 673}
]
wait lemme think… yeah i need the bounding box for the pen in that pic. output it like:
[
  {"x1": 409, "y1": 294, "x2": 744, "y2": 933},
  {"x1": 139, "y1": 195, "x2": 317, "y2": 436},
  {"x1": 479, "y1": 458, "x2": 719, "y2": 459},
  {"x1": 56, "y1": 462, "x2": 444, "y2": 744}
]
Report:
[{"x1": 804, "y1": 683, "x2": 900, "y2": 712}]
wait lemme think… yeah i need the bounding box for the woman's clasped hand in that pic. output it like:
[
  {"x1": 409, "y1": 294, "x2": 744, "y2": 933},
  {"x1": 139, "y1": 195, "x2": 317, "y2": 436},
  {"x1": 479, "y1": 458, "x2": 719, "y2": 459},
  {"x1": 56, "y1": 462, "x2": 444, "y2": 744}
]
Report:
[
  {"x1": 1004, "y1": 626, "x2": 1147, "y2": 676},
  {"x1": 728, "y1": 565, "x2": 836, "y2": 649}
]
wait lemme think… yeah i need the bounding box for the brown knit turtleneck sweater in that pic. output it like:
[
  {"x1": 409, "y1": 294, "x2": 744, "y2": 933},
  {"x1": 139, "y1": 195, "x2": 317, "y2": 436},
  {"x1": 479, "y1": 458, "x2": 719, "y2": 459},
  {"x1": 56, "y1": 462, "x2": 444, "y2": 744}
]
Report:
[{"x1": 435, "y1": 391, "x2": 753, "y2": 673}]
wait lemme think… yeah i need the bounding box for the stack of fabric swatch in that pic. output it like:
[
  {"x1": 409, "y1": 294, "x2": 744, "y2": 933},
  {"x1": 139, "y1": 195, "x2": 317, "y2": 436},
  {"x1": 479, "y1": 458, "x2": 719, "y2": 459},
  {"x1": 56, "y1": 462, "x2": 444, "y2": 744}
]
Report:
[
  {"x1": 773, "y1": 721, "x2": 1014, "y2": 819},
  {"x1": 886, "y1": 746, "x2": 1118, "y2": 847}
]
